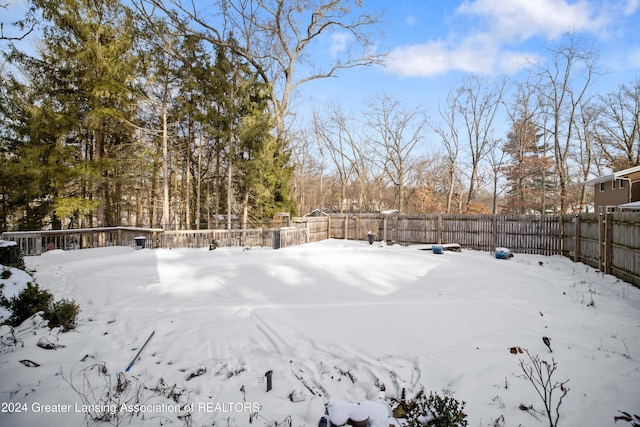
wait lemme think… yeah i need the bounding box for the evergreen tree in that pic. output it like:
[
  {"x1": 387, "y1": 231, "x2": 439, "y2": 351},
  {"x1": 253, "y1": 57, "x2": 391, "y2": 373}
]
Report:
[
  {"x1": 12, "y1": 0, "x2": 140, "y2": 227},
  {"x1": 502, "y1": 118, "x2": 555, "y2": 214},
  {"x1": 211, "y1": 40, "x2": 295, "y2": 226},
  {"x1": 0, "y1": 67, "x2": 76, "y2": 230}
]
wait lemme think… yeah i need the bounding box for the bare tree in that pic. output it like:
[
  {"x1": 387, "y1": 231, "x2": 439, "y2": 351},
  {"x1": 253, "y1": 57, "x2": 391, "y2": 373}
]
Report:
[
  {"x1": 573, "y1": 100, "x2": 599, "y2": 211},
  {"x1": 407, "y1": 153, "x2": 450, "y2": 213},
  {"x1": 311, "y1": 105, "x2": 371, "y2": 213},
  {"x1": 457, "y1": 74, "x2": 506, "y2": 211},
  {"x1": 533, "y1": 32, "x2": 600, "y2": 213},
  {"x1": 435, "y1": 90, "x2": 462, "y2": 214},
  {"x1": 289, "y1": 126, "x2": 325, "y2": 215},
  {"x1": 594, "y1": 79, "x2": 640, "y2": 170},
  {"x1": 486, "y1": 138, "x2": 506, "y2": 214},
  {"x1": 365, "y1": 94, "x2": 428, "y2": 213}
]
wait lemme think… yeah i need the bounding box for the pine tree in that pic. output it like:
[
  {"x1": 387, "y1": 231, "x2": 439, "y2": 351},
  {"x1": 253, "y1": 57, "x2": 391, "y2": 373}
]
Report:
[
  {"x1": 21, "y1": 0, "x2": 139, "y2": 227},
  {"x1": 211, "y1": 40, "x2": 295, "y2": 227},
  {"x1": 0, "y1": 68, "x2": 75, "y2": 230},
  {"x1": 502, "y1": 118, "x2": 555, "y2": 214}
]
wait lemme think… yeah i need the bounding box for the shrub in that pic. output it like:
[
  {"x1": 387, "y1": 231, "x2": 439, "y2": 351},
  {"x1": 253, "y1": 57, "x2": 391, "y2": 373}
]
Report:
[
  {"x1": 5, "y1": 284, "x2": 53, "y2": 327},
  {"x1": 0, "y1": 283, "x2": 7, "y2": 309},
  {"x1": 0, "y1": 243, "x2": 25, "y2": 270},
  {"x1": 43, "y1": 298, "x2": 80, "y2": 331},
  {"x1": 1, "y1": 268, "x2": 11, "y2": 279},
  {"x1": 393, "y1": 389, "x2": 468, "y2": 427},
  {"x1": 3, "y1": 284, "x2": 80, "y2": 331}
]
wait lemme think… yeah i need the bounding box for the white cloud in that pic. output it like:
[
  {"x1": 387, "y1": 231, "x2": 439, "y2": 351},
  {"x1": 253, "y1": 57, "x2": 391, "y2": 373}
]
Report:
[
  {"x1": 456, "y1": 0, "x2": 604, "y2": 40},
  {"x1": 623, "y1": 0, "x2": 640, "y2": 14},
  {"x1": 405, "y1": 15, "x2": 417, "y2": 27},
  {"x1": 385, "y1": 0, "x2": 615, "y2": 77},
  {"x1": 386, "y1": 37, "x2": 537, "y2": 77},
  {"x1": 330, "y1": 32, "x2": 350, "y2": 59}
]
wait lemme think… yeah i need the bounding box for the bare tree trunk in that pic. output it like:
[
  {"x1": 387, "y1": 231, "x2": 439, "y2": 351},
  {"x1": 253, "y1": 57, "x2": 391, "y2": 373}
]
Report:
[
  {"x1": 196, "y1": 132, "x2": 202, "y2": 229},
  {"x1": 162, "y1": 99, "x2": 170, "y2": 230},
  {"x1": 227, "y1": 144, "x2": 232, "y2": 230}
]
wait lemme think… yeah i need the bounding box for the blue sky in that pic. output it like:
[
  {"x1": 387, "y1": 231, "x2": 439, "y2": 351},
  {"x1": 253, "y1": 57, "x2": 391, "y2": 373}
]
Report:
[{"x1": 298, "y1": 0, "x2": 640, "y2": 127}]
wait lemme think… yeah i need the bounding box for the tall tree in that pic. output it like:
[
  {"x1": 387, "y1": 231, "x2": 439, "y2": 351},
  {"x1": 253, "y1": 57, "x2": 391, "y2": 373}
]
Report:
[
  {"x1": 533, "y1": 33, "x2": 600, "y2": 213},
  {"x1": 311, "y1": 105, "x2": 369, "y2": 213},
  {"x1": 0, "y1": 72, "x2": 75, "y2": 230},
  {"x1": 456, "y1": 74, "x2": 506, "y2": 211},
  {"x1": 595, "y1": 79, "x2": 640, "y2": 170},
  {"x1": 14, "y1": 0, "x2": 140, "y2": 227},
  {"x1": 137, "y1": 0, "x2": 383, "y2": 216},
  {"x1": 502, "y1": 118, "x2": 553, "y2": 214},
  {"x1": 435, "y1": 90, "x2": 462, "y2": 214},
  {"x1": 140, "y1": 0, "x2": 383, "y2": 143},
  {"x1": 365, "y1": 94, "x2": 427, "y2": 213},
  {"x1": 573, "y1": 100, "x2": 599, "y2": 211}
]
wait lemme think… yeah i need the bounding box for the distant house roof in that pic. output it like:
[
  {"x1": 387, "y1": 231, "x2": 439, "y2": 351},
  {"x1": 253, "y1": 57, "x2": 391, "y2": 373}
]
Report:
[
  {"x1": 585, "y1": 165, "x2": 640, "y2": 185},
  {"x1": 304, "y1": 209, "x2": 328, "y2": 217}
]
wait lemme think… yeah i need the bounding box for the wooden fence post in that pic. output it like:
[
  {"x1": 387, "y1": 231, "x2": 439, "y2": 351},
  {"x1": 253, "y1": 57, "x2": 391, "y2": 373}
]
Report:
[
  {"x1": 605, "y1": 213, "x2": 613, "y2": 275},
  {"x1": 598, "y1": 213, "x2": 605, "y2": 272},
  {"x1": 382, "y1": 216, "x2": 387, "y2": 243},
  {"x1": 344, "y1": 215, "x2": 349, "y2": 240},
  {"x1": 437, "y1": 214, "x2": 442, "y2": 244},
  {"x1": 557, "y1": 215, "x2": 564, "y2": 255},
  {"x1": 574, "y1": 215, "x2": 580, "y2": 262},
  {"x1": 492, "y1": 215, "x2": 498, "y2": 250}
]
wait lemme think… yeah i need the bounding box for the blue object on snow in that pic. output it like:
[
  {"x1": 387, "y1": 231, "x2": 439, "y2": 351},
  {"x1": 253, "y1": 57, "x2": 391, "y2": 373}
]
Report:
[
  {"x1": 432, "y1": 245, "x2": 444, "y2": 254},
  {"x1": 495, "y1": 247, "x2": 513, "y2": 259}
]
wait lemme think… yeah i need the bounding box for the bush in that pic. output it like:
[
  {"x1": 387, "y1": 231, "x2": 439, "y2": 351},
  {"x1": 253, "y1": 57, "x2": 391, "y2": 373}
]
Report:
[
  {"x1": 0, "y1": 243, "x2": 26, "y2": 270},
  {"x1": 1, "y1": 268, "x2": 11, "y2": 279},
  {"x1": 393, "y1": 389, "x2": 468, "y2": 427},
  {"x1": 5, "y1": 284, "x2": 52, "y2": 326},
  {"x1": 43, "y1": 298, "x2": 80, "y2": 331},
  {"x1": 3, "y1": 284, "x2": 80, "y2": 331}
]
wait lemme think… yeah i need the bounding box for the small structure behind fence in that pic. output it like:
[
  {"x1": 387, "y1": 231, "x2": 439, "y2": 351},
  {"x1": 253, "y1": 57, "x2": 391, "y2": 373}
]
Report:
[{"x1": 3, "y1": 212, "x2": 639, "y2": 287}]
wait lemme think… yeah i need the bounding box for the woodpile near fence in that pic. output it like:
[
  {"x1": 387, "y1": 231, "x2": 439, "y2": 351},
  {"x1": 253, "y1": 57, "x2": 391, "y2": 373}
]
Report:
[{"x1": 2, "y1": 212, "x2": 639, "y2": 287}]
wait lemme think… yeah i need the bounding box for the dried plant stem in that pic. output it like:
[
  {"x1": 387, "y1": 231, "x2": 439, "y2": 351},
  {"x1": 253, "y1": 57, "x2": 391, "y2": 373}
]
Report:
[{"x1": 519, "y1": 350, "x2": 569, "y2": 427}]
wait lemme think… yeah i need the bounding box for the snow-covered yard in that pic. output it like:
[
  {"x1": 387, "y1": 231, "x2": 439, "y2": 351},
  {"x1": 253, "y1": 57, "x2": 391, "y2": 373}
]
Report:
[{"x1": 1, "y1": 239, "x2": 639, "y2": 426}]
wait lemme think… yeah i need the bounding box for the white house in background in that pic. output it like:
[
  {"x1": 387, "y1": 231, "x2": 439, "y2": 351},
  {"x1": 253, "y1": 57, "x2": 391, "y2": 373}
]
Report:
[{"x1": 585, "y1": 165, "x2": 640, "y2": 213}]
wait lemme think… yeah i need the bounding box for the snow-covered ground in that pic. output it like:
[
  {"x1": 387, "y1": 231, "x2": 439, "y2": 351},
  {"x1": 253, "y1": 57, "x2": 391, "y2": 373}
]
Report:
[{"x1": 1, "y1": 239, "x2": 639, "y2": 426}]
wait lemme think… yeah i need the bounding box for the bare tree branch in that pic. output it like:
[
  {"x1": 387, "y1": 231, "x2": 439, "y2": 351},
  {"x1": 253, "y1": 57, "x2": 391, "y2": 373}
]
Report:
[{"x1": 136, "y1": 0, "x2": 386, "y2": 146}]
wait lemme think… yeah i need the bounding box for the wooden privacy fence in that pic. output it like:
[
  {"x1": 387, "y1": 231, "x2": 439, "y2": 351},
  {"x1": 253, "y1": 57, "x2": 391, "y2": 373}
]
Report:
[
  {"x1": 322, "y1": 213, "x2": 562, "y2": 254},
  {"x1": 160, "y1": 227, "x2": 308, "y2": 250},
  {"x1": 318, "y1": 213, "x2": 640, "y2": 288},
  {"x1": 3, "y1": 213, "x2": 638, "y2": 287}
]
